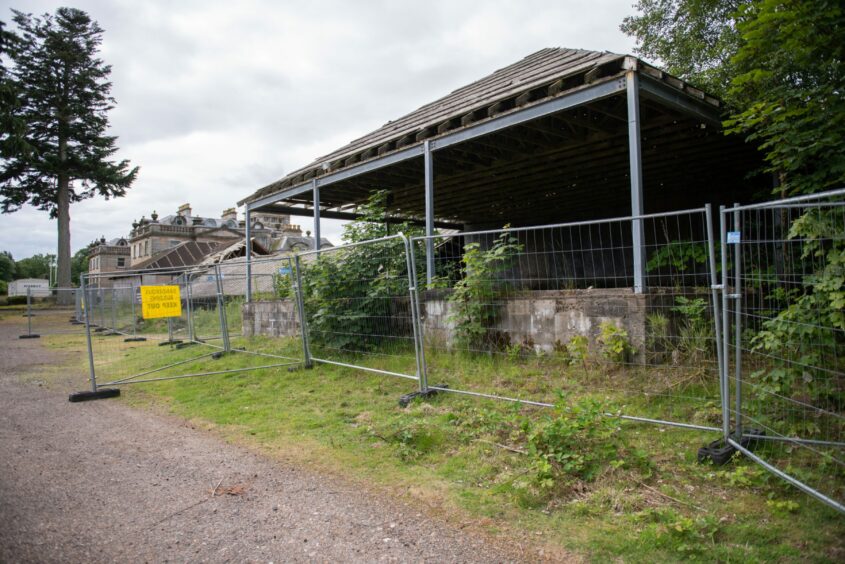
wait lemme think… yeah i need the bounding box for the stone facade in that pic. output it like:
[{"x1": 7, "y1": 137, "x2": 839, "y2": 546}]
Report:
[
  {"x1": 128, "y1": 204, "x2": 303, "y2": 267},
  {"x1": 87, "y1": 238, "x2": 131, "y2": 288}
]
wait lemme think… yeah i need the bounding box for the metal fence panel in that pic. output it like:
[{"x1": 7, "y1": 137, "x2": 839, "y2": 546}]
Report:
[
  {"x1": 296, "y1": 234, "x2": 423, "y2": 383},
  {"x1": 410, "y1": 208, "x2": 724, "y2": 432},
  {"x1": 81, "y1": 262, "x2": 301, "y2": 391},
  {"x1": 18, "y1": 287, "x2": 86, "y2": 338},
  {"x1": 722, "y1": 189, "x2": 845, "y2": 514},
  {"x1": 214, "y1": 256, "x2": 305, "y2": 364}
]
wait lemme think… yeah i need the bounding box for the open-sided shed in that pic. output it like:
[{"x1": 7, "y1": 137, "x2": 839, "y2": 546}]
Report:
[{"x1": 239, "y1": 48, "x2": 765, "y2": 293}]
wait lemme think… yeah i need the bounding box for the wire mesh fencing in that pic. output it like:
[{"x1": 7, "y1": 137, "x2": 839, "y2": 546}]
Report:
[
  {"x1": 213, "y1": 256, "x2": 305, "y2": 365},
  {"x1": 722, "y1": 189, "x2": 845, "y2": 513},
  {"x1": 295, "y1": 234, "x2": 425, "y2": 385},
  {"x1": 409, "y1": 208, "x2": 724, "y2": 432},
  {"x1": 81, "y1": 263, "x2": 302, "y2": 392},
  {"x1": 18, "y1": 287, "x2": 87, "y2": 339}
]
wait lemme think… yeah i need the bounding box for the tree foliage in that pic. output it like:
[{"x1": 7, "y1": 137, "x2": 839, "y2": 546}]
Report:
[
  {"x1": 724, "y1": 0, "x2": 845, "y2": 195},
  {"x1": 14, "y1": 253, "x2": 52, "y2": 279},
  {"x1": 0, "y1": 250, "x2": 14, "y2": 282},
  {"x1": 0, "y1": 8, "x2": 137, "y2": 289},
  {"x1": 621, "y1": 0, "x2": 750, "y2": 98},
  {"x1": 622, "y1": 0, "x2": 845, "y2": 195}
]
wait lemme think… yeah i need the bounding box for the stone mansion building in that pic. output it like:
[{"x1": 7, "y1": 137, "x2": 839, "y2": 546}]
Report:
[{"x1": 87, "y1": 203, "x2": 316, "y2": 284}]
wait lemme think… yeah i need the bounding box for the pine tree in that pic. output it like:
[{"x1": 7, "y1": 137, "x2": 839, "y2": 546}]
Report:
[{"x1": 0, "y1": 8, "x2": 137, "y2": 295}]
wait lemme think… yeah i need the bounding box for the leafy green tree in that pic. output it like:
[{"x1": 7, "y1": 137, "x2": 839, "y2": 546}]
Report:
[
  {"x1": 0, "y1": 8, "x2": 137, "y2": 294},
  {"x1": 71, "y1": 245, "x2": 90, "y2": 285},
  {"x1": 622, "y1": 0, "x2": 845, "y2": 194},
  {"x1": 0, "y1": 250, "x2": 15, "y2": 281},
  {"x1": 724, "y1": 0, "x2": 845, "y2": 195},
  {"x1": 14, "y1": 253, "x2": 52, "y2": 279},
  {"x1": 620, "y1": 0, "x2": 751, "y2": 98}
]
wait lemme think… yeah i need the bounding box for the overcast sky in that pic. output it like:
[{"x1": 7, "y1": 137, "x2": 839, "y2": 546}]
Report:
[{"x1": 0, "y1": 0, "x2": 638, "y2": 259}]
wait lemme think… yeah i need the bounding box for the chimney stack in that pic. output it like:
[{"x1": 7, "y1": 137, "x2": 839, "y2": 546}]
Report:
[
  {"x1": 222, "y1": 207, "x2": 237, "y2": 221},
  {"x1": 177, "y1": 203, "x2": 192, "y2": 218}
]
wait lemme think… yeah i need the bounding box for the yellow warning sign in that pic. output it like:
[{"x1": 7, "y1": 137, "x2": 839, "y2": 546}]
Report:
[{"x1": 140, "y1": 285, "x2": 182, "y2": 319}]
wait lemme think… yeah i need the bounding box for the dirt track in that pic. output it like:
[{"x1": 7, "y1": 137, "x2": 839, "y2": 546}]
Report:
[{"x1": 0, "y1": 320, "x2": 532, "y2": 562}]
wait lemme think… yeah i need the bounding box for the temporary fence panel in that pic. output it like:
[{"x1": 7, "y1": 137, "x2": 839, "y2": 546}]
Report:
[
  {"x1": 213, "y1": 256, "x2": 305, "y2": 365},
  {"x1": 18, "y1": 287, "x2": 87, "y2": 339},
  {"x1": 81, "y1": 264, "x2": 302, "y2": 391},
  {"x1": 409, "y1": 208, "x2": 724, "y2": 433},
  {"x1": 722, "y1": 189, "x2": 845, "y2": 514},
  {"x1": 295, "y1": 234, "x2": 425, "y2": 384}
]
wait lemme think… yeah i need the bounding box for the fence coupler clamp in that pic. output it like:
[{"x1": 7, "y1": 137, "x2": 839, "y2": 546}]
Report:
[{"x1": 399, "y1": 384, "x2": 447, "y2": 408}]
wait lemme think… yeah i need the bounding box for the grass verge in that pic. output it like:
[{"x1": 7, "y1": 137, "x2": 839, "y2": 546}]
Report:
[{"x1": 22, "y1": 320, "x2": 845, "y2": 562}]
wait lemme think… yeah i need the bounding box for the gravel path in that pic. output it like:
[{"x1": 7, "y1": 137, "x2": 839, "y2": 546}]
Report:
[{"x1": 0, "y1": 320, "x2": 535, "y2": 563}]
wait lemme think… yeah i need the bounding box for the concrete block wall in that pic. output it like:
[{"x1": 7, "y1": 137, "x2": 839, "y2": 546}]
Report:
[
  {"x1": 242, "y1": 289, "x2": 652, "y2": 360},
  {"x1": 242, "y1": 300, "x2": 299, "y2": 337},
  {"x1": 421, "y1": 288, "x2": 648, "y2": 358}
]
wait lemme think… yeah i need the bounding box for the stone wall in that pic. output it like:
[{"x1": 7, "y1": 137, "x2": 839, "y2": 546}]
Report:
[
  {"x1": 242, "y1": 289, "x2": 652, "y2": 359},
  {"x1": 421, "y1": 288, "x2": 648, "y2": 359},
  {"x1": 242, "y1": 300, "x2": 300, "y2": 337}
]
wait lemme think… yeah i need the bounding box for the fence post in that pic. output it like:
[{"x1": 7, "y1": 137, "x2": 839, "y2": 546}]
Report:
[
  {"x1": 404, "y1": 235, "x2": 428, "y2": 393},
  {"x1": 81, "y1": 276, "x2": 98, "y2": 392},
  {"x1": 719, "y1": 205, "x2": 731, "y2": 441},
  {"x1": 18, "y1": 287, "x2": 40, "y2": 339},
  {"x1": 98, "y1": 286, "x2": 105, "y2": 328},
  {"x1": 705, "y1": 204, "x2": 729, "y2": 444},
  {"x1": 26, "y1": 287, "x2": 32, "y2": 335},
  {"x1": 732, "y1": 203, "x2": 743, "y2": 439},
  {"x1": 130, "y1": 283, "x2": 137, "y2": 337},
  {"x1": 214, "y1": 264, "x2": 231, "y2": 353},
  {"x1": 110, "y1": 287, "x2": 117, "y2": 331},
  {"x1": 186, "y1": 274, "x2": 195, "y2": 342},
  {"x1": 293, "y1": 254, "x2": 312, "y2": 368}
]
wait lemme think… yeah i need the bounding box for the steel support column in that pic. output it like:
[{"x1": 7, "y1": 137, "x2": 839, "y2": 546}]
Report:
[
  {"x1": 424, "y1": 140, "x2": 434, "y2": 285},
  {"x1": 245, "y1": 207, "x2": 252, "y2": 302},
  {"x1": 626, "y1": 64, "x2": 646, "y2": 293},
  {"x1": 312, "y1": 179, "x2": 321, "y2": 251}
]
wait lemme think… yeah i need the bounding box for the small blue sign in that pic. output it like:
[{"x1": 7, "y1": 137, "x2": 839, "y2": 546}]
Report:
[
  {"x1": 727, "y1": 231, "x2": 741, "y2": 244},
  {"x1": 278, "y1": 267, "x2": 291, "y2": 276}
]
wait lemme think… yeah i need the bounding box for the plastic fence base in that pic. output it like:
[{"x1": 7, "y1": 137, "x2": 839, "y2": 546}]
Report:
[
  {"x1": 158, "y1": 340, "x2": 183, "y2": 347},
  {"x1": 19, "y1": 334, "x2": 40, "y2": 339},
  {"x1": 698, "y1": 428, "x2": 764, "y2": 465},
  {"x1": 399, "y1": 385, "x2": 447, "y2": 408},
  {"x1": 68, "y1": 388, "x2": 121, "y2": 402},
  {"x1": 123, "y1": 337, "x2": 147, "y2": 342}
]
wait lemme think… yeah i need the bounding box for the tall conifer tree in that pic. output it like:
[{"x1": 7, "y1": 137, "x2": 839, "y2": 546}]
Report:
[{"x1": 0, "y1": 8, "x2": 137, "y2": 293}]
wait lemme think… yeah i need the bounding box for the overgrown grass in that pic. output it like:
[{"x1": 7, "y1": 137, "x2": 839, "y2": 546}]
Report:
[{"x1": 29, "y1": 325, "x2": 845, "y2": 562}]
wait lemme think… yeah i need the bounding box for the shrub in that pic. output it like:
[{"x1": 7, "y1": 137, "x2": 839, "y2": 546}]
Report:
[
  {"x1": 447, "y1": 228, "x2": 523, "y2": 352},
  {"x1": 525, "y1": 396, "x2": 623, "y2": 489},
  {"x1": 597, "y1": 321, "x2": 632, "y2": 364},
  {"x1": 671, "y1": 296, "x2": 713, "y2": 362},
  {"x1": 566, "y1": 335, "x2": 590, "y2": 367}
]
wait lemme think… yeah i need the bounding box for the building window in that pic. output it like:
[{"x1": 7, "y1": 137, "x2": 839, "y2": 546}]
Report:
[
  {"x1": 170, "y1": 240, "x2": 180, "y2": 247},
  {"x1": 117, "y1": 257, "x2": 125, "y2": 268}
]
